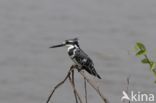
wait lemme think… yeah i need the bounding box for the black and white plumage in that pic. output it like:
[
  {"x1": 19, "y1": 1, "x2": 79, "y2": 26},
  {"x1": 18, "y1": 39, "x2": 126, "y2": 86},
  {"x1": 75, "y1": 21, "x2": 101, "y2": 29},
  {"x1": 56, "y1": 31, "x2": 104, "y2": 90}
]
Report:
[{"x1": 50, "y1": 38, "x2": 101, "y2": 79}]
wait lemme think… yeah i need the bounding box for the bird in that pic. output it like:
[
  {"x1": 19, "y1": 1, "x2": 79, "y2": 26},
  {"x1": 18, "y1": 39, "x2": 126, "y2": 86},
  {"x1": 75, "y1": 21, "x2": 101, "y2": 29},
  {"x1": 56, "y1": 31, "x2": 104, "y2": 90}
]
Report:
[{"x1": 49, "y1": 38, "x2": 101, "y2": 79}]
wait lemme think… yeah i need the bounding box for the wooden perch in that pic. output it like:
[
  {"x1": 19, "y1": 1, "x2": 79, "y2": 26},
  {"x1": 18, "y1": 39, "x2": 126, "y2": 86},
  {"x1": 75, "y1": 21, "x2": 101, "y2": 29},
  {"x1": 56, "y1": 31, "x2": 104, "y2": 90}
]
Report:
[
  {"x1": 78, "y1": 69, "x2": 108, "y2": 103},
  {"x1": 71, "y1": 70, "x2": 79, "y2": 103},
  {"x1": 46, "y1": 65, "x2": 108, "y2": 103},
  {"x1": 69, "y1": 73, "x2": 83, "y2": 103}
]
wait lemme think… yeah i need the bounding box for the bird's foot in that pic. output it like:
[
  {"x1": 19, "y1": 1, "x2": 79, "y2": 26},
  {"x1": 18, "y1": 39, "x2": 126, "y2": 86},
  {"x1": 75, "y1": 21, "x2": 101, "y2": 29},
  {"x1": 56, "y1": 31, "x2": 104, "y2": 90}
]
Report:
[
  {"x1": 71, "y1": 65, "x2": 84, "y2": 72},
  {"x1": 78, "y1": 68, "x2": 85, "y2": 72}
]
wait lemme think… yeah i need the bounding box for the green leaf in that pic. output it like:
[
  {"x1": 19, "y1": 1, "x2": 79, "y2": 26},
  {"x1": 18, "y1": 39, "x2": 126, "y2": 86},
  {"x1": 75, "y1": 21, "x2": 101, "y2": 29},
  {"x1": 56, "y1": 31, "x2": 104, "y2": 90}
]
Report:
[
  {"x1": 134, "y1": 44, "x2": 139, "y2": 51},
  {"x1": 136, "y1": 42, "x2": 146, "y2": 51},
  {"x1": 141, "y1": 58, "x2": 149, "y2": 64},
  {"x1": 153, "y1": 70, "x2": 156, "y2": 76},
  {"x1": 134, "y1": 42, "x2": 156, "y2": 82},
  {"x1": 136, "y1": 50, "x2": 147, "y2": 56},
  {"x1": 150, "y1": 62, "x2": 156, "y2": 70},
  {"x1": 152, "y1": 68, "x2": 156, "y2": 80}
]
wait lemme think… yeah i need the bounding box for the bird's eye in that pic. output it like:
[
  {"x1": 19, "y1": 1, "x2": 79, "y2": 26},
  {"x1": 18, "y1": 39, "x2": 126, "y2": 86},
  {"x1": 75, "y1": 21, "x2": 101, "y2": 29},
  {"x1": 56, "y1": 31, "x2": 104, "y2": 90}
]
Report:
[{"x1": 65, "y1": 41, "x2": 69, "y2": 44}]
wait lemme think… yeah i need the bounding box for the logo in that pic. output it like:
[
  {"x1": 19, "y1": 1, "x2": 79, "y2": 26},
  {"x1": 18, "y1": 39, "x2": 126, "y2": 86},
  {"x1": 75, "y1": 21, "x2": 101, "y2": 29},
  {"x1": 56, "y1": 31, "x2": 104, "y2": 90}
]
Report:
[
  {"x1": 121, "y1": 91, "x2": 130, "y2": 101},
  {"x1": 121, "y1": 91, "x2": 155, "y2": 102}
]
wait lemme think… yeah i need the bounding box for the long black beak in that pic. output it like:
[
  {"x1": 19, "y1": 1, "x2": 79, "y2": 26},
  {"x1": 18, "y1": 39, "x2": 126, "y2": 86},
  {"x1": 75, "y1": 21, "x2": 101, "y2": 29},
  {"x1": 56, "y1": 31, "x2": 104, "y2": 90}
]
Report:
[{"x1": 49, "y1": 43, "x2": 65, "y2": 48}]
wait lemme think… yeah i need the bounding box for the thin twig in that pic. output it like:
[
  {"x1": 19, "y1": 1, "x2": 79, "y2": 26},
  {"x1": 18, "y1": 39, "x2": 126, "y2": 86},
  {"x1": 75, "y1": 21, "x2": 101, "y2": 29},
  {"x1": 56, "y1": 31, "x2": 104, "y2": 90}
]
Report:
[
  {"x1": 46, "y1": 67, "x2": 74, "y2": 103},
  {"x1": 126, "y1": 76, "x2": 131, "y2": 103},
  {"x1": 84, "y1": 78, "x2": 88, "y2": 103},
  {"x1": 144, "y1": 55, "x2": 152, "y2": 66},
  {"x1": 69, "y1": 75, "x2": 83, "y2": 103},
  {"x1": 72, "y1": 70, "x2": 78, "y2": 103}
]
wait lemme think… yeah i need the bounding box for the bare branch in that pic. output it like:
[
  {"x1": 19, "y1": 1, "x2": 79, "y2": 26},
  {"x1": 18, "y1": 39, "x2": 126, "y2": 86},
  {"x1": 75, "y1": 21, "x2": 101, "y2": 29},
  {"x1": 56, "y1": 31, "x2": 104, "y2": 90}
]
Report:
[
  {"x1": 84, "y1": 78, "x2": 88, "y2": 103},
  {"x1": 72, "y1": 70, "x2": 78, "y2": 103},
  {"x1": 126, "y1": 76, "x2": 131, "y2": 103},
  {"x1": 79, "y1": 70, "x2": 108, "y2": 103},
  {"x1": 69, "y1": 74, "x2": 84, "y2": 103},
  {"x1": 46, "y1": 67, "x2": 74, "y2": 103},
  {"x1": 46, "y1": 65, "x2": 108, "y2": 103}
]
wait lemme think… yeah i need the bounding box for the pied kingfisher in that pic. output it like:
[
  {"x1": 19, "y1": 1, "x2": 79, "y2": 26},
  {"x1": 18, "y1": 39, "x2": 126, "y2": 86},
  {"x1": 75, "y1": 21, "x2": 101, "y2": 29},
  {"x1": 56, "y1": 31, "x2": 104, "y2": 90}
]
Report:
[{"x1": 50, "y1": 38, "x2": 101, "y2": 79}]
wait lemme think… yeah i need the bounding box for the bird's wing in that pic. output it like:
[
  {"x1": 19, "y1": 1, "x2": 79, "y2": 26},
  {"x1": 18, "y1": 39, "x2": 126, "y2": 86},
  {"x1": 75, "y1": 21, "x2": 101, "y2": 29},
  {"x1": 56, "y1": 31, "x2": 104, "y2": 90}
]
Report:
[
  {"x1": 74, "y1": 49, "x2": 94, "y2": 68},
  {"x1": 74, "y1": 48, "x2": 101, "y2": 79}
]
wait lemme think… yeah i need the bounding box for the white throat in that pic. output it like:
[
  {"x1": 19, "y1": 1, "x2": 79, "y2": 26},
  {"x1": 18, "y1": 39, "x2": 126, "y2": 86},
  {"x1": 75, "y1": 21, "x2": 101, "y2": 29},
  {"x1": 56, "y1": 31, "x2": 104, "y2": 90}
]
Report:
[{"x1": 67, "y1": 45, "x2": 78, "y2": 51}]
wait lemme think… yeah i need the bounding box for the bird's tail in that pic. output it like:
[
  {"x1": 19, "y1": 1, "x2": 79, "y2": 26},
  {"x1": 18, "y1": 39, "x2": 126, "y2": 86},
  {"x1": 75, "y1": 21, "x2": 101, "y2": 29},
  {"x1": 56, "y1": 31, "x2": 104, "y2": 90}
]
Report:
[
  {"x1": 91, "y1": 67, "x2": 102, "y2": 79},
  {"x1": 96, "y1": 73, "x2": 102, "y2": 79},
  {"x1": 84, "y1": 67, "x2": 102, "y2": 79}
]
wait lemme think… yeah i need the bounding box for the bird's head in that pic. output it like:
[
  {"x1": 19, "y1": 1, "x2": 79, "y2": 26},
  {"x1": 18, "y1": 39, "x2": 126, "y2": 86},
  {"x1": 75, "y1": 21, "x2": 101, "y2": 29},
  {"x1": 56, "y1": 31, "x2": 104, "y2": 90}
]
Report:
[{"x1": 49, "y1": 38, "x2": 80, "y2": 48}]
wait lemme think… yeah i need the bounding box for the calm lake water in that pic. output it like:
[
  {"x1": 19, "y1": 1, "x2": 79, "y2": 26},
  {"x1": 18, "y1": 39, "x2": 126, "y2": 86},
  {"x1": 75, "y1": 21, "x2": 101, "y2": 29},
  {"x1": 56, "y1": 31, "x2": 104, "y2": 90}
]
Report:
[{"x1": 0, "y1": 0, "x2": 156, "y2": 103}]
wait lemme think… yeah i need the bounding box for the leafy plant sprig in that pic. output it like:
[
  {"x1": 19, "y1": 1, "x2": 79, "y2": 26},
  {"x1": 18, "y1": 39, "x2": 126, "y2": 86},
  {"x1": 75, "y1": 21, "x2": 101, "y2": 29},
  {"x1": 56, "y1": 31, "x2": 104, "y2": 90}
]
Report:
[{"x1": 135, "y1": 42, "x2": 156, "y2": 82}]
